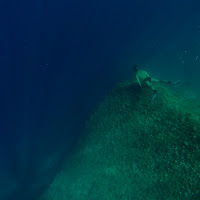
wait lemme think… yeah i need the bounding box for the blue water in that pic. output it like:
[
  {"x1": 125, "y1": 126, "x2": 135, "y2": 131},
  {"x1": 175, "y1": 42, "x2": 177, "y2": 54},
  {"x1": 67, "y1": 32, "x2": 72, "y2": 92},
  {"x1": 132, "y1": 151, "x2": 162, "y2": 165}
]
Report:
[{"x1": 0, "y1": 0, "x2": 199, "y2": 199}]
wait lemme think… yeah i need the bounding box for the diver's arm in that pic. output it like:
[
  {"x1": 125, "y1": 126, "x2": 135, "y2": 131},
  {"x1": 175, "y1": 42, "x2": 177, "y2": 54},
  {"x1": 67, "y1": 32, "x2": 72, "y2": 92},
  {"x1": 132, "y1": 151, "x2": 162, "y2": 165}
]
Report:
[
  {"x1": 136, "y1": 75, "x2": 142, "y2": 88},
  {"x1": 145, "y1": 72, "x2": 150, "y2": 77}
]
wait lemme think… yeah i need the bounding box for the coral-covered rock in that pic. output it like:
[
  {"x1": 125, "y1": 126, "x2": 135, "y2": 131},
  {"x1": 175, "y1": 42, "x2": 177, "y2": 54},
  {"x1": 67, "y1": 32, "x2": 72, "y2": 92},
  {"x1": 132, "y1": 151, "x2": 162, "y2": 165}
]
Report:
[{"x1": 39, "y1": 81, "x2": 200, "y2": 200}]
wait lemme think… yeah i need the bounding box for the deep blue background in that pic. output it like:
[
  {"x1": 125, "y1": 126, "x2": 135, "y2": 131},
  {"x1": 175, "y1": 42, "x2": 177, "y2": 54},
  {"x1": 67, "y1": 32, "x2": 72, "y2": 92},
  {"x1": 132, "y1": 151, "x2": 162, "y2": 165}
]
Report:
[{"x1": 0, "y1": 0, "x2": 199, "y2": 199}]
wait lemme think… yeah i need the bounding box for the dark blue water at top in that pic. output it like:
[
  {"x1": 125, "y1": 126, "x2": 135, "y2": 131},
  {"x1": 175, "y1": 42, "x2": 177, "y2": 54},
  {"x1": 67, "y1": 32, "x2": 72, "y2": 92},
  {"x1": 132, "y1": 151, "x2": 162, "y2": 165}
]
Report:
[{"x1": 0, "y1": 0, "x2": 199, "y2": 199}]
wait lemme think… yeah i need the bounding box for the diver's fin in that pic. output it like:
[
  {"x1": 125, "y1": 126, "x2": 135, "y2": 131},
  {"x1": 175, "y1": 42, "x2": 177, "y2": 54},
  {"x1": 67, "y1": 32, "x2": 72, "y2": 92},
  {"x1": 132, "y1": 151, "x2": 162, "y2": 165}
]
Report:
[{"x1": 171, "y1": 80, "x2": 182, "y2": 85}]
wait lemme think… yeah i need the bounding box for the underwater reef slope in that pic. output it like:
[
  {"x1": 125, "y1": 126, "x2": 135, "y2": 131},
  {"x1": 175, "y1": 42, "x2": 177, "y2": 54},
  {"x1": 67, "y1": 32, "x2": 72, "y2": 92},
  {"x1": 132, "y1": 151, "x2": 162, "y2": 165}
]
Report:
[{"x1": 39, "y1": 81, "x2": 200, "y2": 200}]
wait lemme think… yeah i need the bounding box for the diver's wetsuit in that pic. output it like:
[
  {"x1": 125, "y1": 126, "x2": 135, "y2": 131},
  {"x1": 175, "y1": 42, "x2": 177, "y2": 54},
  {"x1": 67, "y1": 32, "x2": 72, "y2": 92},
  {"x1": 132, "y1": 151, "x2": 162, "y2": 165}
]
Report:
[
  {"x1": 135, "y1": 70, "x2": 151, "y2": 87},
  {"x1": 135, "y1": 67, "x2": 181, "y2": 98},
  {"x1": 135, "y1": 70, "x2": 163, "y2": 93}
]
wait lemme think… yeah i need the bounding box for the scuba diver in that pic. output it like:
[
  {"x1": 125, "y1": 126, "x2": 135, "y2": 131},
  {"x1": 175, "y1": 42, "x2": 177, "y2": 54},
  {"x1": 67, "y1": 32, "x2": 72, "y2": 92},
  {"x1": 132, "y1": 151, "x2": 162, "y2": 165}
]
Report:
[
  {"x1": 133, "y1": 64, "x2": 181, "y2": 105},
  {"x1": 133, "y1": 64, "x2": 180, "y2": 94}
]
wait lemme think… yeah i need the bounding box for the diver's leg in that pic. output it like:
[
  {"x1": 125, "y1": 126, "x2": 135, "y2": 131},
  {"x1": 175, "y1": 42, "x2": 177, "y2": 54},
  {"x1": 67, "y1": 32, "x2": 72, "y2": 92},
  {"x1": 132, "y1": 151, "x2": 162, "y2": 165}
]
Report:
[
  {"x1": 151, "y1": 78, "x2": 181, "y2": 86},
  {"x1": 151, "y1": 78, "x2": 169, "y2": 84},
  {"x1": 150, "y1": 78, "x2": 160, "y2": 83}
]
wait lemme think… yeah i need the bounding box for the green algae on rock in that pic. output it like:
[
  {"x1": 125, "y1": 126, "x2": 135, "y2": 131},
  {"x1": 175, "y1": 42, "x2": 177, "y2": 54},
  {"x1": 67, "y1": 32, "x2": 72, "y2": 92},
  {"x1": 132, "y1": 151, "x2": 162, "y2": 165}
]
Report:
[{"x1": 39, "y1": 81, "x2": 200, "y2": 200}]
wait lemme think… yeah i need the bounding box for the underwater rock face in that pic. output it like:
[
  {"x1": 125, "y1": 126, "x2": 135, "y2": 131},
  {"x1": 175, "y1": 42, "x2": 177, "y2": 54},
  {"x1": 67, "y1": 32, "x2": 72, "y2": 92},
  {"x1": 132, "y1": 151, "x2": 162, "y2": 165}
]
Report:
[{"x1": 39, "y1": 81, "x2": 200, "y2": 200}]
